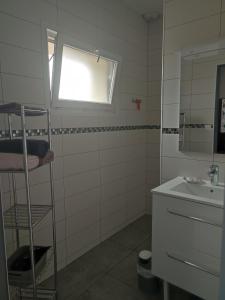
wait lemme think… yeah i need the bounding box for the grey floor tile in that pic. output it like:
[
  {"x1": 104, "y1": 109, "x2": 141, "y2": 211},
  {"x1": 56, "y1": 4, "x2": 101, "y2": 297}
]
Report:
[
  {"x1": 84, "y1": 275, "x2": 159, "y2": 300},
  {"x1": 42, "y1": 253, "x2": 107, "y2": 299},
  {"x1": 108, "y1": 249, "x2": 161, "y2": 299},
  {"x1": 108, "y1": 251, "x2": 139, "y2": 289},
  {"x1": 130, "y1": 215, "x2": 152, "y2": 235},
  {"x1": 109, "y1": 224, "x2": 149, "y2": 250},
  {"x1": 135, "y1": 237, "x2": 152, "y2": 252},
  {"x1": 79, "y1": 239, "x2": 132, "y2": 270},
  {"x1": 170, "y1": 285, "x2": 202, "y2": 300}
]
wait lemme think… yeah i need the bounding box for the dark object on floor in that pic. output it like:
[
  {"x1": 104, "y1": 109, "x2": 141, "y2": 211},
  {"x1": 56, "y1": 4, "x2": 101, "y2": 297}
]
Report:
[
  {"x1": 0, "y1": 139, "x2": 49, "y2": 158},
  {"x1": 137, "y1": 250, "x2": 159, "y2": 294},
  {"x1": 8, "y1": 246, "x2": 50, "y2": 287}
]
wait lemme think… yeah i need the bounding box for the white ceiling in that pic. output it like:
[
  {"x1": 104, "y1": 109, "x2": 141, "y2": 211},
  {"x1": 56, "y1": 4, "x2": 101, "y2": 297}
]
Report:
[{"x1": 123, "y1": 0, "x2": 163, "y2": 19}]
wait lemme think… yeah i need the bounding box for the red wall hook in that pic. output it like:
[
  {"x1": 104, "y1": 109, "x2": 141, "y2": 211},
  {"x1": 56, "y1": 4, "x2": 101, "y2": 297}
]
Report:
[{"x1": 132, "y1": 98, "x2": 142, "y2": 111}]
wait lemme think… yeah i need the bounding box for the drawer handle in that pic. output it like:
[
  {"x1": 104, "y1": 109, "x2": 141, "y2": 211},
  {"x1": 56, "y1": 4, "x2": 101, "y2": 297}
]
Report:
[
  {"x1": 167, "y1": 209, "x2": 222, "y2": 228},
  {"x1": 167, "y1": 252, "x2": 220, "y2": 277}
]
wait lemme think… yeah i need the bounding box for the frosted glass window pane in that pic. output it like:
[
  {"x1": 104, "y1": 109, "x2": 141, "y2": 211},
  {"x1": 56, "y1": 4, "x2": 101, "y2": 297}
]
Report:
[{"x1": 59, "y1": 45, "x2": 117, "y2": 103}]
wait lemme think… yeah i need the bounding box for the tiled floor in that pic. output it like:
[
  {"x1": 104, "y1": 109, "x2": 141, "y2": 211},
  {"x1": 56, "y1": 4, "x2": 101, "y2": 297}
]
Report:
[{"x1": 44, "y1": 215, "x2": 202, "y2": 300}]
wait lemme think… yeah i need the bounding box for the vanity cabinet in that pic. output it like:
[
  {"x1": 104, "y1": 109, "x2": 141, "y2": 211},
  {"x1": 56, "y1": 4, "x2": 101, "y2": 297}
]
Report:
[{"x1": 152, "y1": 193, "x2": 223, "y2": 300}]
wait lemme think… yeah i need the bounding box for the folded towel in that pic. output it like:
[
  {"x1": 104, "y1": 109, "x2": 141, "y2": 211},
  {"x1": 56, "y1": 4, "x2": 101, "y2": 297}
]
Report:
[
  {"x1": 0, "y1": 151, "x2": 54, "y2": 171},
  {"x1": 0, "y1": 153, "x2": 39, "y2": 170},
  {"x1": 39, "y1": 150, "x2": 54, "y2": 165},
  {"x1": 0, "y1": 139, "x2": 49, "y2": 158}
]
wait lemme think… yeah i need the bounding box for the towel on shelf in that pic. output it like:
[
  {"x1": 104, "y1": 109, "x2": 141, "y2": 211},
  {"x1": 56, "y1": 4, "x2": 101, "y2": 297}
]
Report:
[
  {"x1": 0, "y1": 153, "x2": 39, "y2": 170},
  {"x1": 0, "y1": 151, "x2": 54, "y2": 171},
  {"x1": 0, "y1": 139, "x2": 49, "y2": 158}
]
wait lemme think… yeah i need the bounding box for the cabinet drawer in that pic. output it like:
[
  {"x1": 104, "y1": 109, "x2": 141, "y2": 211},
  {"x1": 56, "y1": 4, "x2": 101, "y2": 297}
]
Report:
[
  {"x1": 152, "y1": 247, "x2": 219, "y2": 300},
  {"x1": 152, "y1": 194, "x2": 223, "y2": 258}
]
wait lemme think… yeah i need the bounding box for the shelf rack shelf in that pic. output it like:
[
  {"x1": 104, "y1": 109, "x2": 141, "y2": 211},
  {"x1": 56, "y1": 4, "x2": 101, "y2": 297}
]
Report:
[
  {"x1": 0, "y1": 102, "x2": 47, "y2": 116},
  {"x1": 20, "y1": 288, "x2": 56, "y2": 299},
  {"x1": 4, "y1": 204, "x2": 53, "y2": 229},
  {"x1": 0, "y1": 103, "x2": 58, "y2": 300}
]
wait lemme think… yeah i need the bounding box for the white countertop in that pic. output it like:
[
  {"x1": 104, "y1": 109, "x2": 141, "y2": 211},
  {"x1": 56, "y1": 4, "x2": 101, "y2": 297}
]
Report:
[{"x1": 152, "y1": 177, "x2": 224, "y2": 208}]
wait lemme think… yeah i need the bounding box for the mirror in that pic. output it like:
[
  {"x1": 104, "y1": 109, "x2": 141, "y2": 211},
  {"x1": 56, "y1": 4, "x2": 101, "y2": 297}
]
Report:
[{"x1": 179, "y1": 41, "x2": 225, "y2": 154}]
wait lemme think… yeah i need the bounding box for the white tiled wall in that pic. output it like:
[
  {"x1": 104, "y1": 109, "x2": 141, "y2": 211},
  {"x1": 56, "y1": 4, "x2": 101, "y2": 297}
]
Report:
[
  {"x1": 0, "y1": 0, "x2": 162, "y2": 273},
  {"x1": 161, "y1": 0, "x2": 225, "y2": 183}
]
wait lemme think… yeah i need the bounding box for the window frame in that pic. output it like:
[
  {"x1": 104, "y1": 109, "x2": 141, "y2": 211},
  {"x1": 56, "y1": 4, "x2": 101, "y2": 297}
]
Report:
[
  {"x1": 51, "y1": 34, "x2": 121, "y2": 111},
  {"x1": 47, "y1": 29, "x2": 57, "y2": 94}
]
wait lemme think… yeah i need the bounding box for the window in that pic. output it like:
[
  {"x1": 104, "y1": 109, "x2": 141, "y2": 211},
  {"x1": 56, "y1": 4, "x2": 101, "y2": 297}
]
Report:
[
  {"x1": 58, "y1": 45, "x2": 118, "y2": 104},
  {"x1": 47, "y1": 31, "x2": 119, "y2": 108}
]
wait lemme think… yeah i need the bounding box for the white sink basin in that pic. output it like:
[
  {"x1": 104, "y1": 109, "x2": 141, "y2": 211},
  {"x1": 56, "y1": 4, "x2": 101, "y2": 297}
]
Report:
[
  {"x1": 152, "y1": 177, "x2": 224, "y2": 207},
  {"x1": 172, "y1": 182, "x2": 224, "y2": 201}
]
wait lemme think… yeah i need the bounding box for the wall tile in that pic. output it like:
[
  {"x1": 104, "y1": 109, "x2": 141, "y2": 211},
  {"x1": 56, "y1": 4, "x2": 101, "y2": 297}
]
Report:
[
  {"x1": 191, "y1": 94, "x2": 215, "y2": 109},
  {"x1": 165, "y1": 0, "x2": 221, "y2": 28},
  {"x1": 101, "y1": 209, "x2": 127, "y2": 240},
  {"x1": 220, "y1": 12, "x2": 225, "y2": 36},
  {"x1": 58, "y1": 10, "x2": 98, "y2": 48},
  {"x1": 101, "y1": 193, "x2": 127, "y2": 218},
  {"x1": 126, "y1": 186, "x2": 146, "y2": 221},
  {"x1": 191, "y1": 78, "x2": 216, "y2": 95},
  {"x1": 101, "y1": 177, "x2": 126, "y2": 202},
  {"x1": 101, "y1": 158, "x2": 145, "y2": 184},
  {"x1": 62, "y1": 134, "x2": 99, "y2": 156},
  {"x1": 99, "y1": 130, "x2": 146, "y2": 150},
  {"x1": 149, "y1": 65, "x2": 162, "y2": 81},
  {"x1": 149, "y1": 80, "x2": 161, "y2": 96},
  {"x1": 64, "y1": 169, "x2": 100, "y2": 197},
  {"x1": 163, "y1": 79, "x2": 180, "y2": 104},
  {"x1": 164, "y1": 53, "x2": 181, "y2": 80},
  {"x1": 0, "y1": 44, "x2": 43, "y2": 78},
  {"x1": 125, "y1": 171, "x2": 146, "y2": 191},
  {"x1": 63, "y1": 151, "x2": 99, "y2": 177},
  {"x1": 59, "y1": 0, "x2": 98, "y2": 24},
  {"x1": 65, "y1": 187, "x2": 100, "y2": 217},
  {"x1": 148, "y1": 110, "x2": 161, "y2": 125},
  {"x1": 162, "y1": 103, "x2": 179, "y2": 128},
  {"x1": 66, "y1": 204, "x2": 99, "y2": 237},
  {"x1": 148, "y1": 95, "x2": 161, "y2": 110},
  {"x1": 0, "y1": 13, "x2": 42, "y2": 51},
  {"x1": 100, "y1": 144, "x2": 145, "y2": 167},
  {"x1": 192, "y1": 60, "x2": 217, "y2": 79},
  {"x1": 2, "y1": 74, "x2": 45, "y2": 105},
  {"x1": 165, "y1": 15, "x2": 220, "y2": 53},
  {"x1": 67, "y1": 223, "x2": 99, "y2": 259}
]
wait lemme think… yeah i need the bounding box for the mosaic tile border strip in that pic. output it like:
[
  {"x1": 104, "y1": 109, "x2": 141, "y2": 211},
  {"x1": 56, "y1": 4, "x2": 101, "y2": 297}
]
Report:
[
  {"x1": 162, "y1": 128, "x2": 180, "y2": 134},
  {"x1": 0, "y1": 124, "x2": 213, "y2": 138},
  {"x1": 183, "y1": 124, "x2": 213, "y2": 129},
  {"x1": 163, "y1": 124, "x2": 214, "y2": 134},
  {"x1": 0, "y1": 125, "x2": 161, "y2": 138}
]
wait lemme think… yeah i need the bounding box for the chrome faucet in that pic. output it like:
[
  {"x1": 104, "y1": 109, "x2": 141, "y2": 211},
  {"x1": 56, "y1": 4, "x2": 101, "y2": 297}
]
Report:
[{"x1": 208, "y1": 164, "x2": 219, "y2": 186}]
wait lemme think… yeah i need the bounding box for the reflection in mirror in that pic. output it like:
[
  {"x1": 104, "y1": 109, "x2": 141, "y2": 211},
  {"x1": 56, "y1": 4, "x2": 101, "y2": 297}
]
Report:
[{"x1": 179, "y1": 45, "x2": 225, "y2": 154}]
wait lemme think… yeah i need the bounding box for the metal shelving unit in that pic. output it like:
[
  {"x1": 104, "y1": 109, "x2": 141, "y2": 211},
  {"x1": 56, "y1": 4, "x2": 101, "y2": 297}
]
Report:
[{"x1": 0, "y1": 103, "x2": 58, "y2": 300}]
